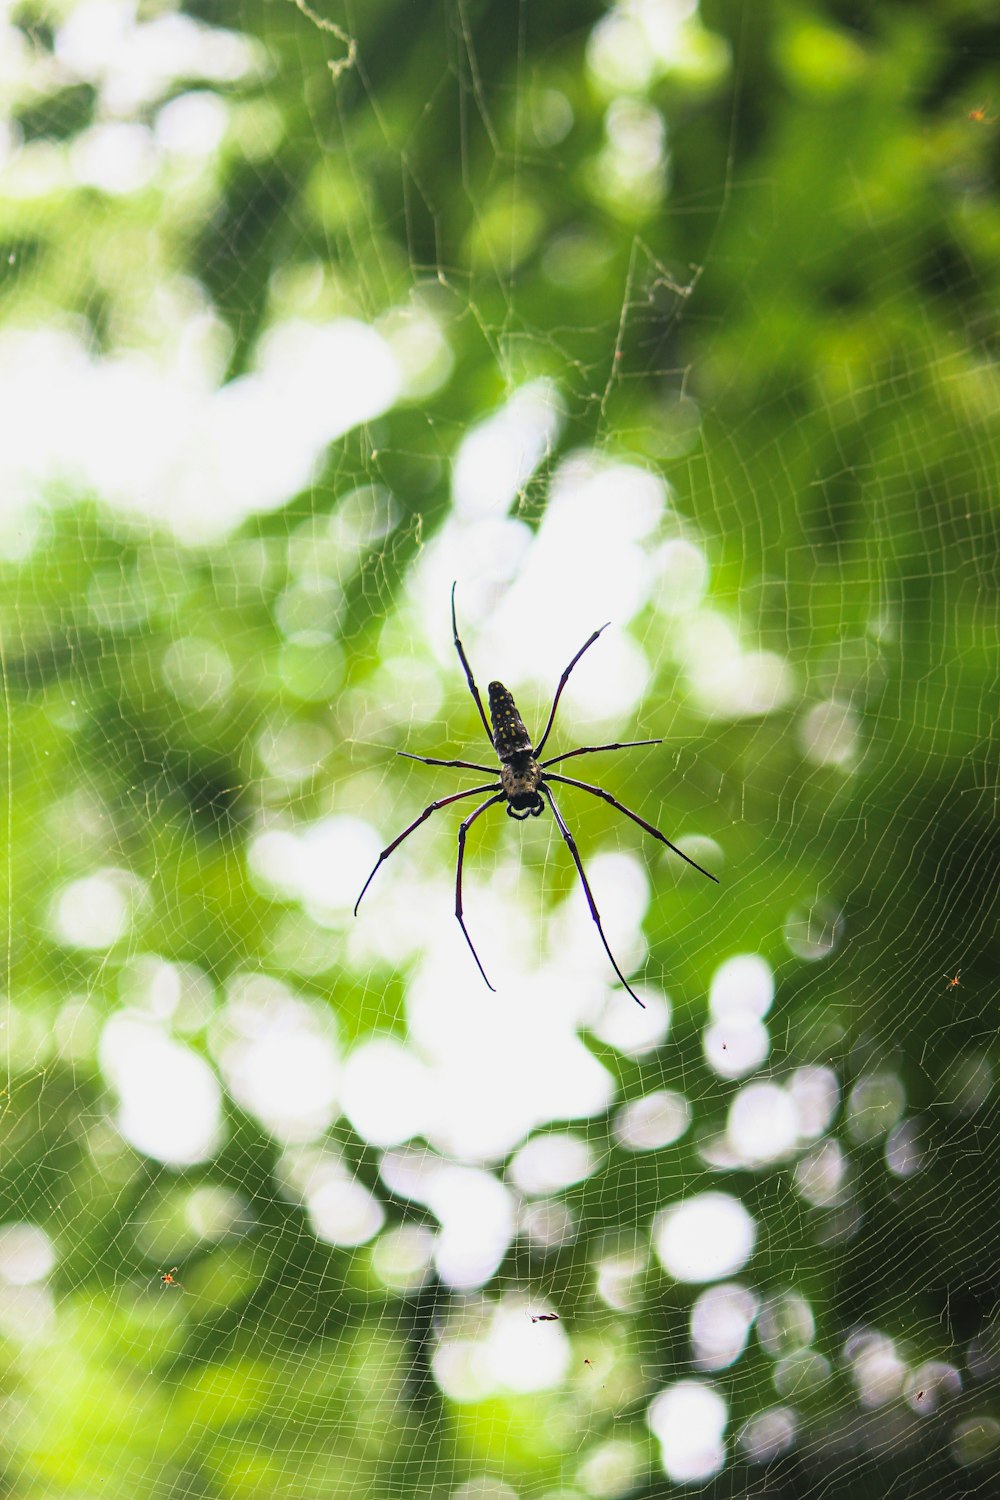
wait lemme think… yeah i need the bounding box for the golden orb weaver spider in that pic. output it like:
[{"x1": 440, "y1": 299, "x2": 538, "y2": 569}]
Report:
[{"x1": 354, "y1": 585, "x2": 718, "y2": 1006}]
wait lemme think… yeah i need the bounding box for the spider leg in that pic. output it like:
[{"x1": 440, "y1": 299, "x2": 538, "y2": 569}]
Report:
[
  {"x1": 533, "y1": 621, "x2": 611, "y2": 757},
  {"x1": 541, "y1": 739, "x2": 661, "y2": 769},
  {"x1": 354, "y1": 782, "x2": 500, "y2": 915},
  {"x1": 541, "y1": 786, "x2": 646, "y2": 1009},
  {"x1": 398, "y1": 751, "x2": 496, "y2": 773},
  {"x1": 545, "y1": 773, "x2": 719, "y2": 883},
  {"x1": 455, "y1": 792, "x2": 506, "y2": 990},
  {"x1": 451, "y1": 582, "x2": 494, "y2": 746}
]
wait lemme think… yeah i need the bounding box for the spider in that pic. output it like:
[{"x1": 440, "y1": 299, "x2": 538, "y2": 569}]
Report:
[
  {"x1": 944, "y1": 969, "x2": 961, "y2": 990},
  {"x1": 354, "y1": 584, "x2": 718, "y2": 1007},
  {"x1": 968, "y1": 101, "x2": 997, "y2": 124},
  {"x1": 158, "y1": 1266, "x2": 183, "y2": 1290}
]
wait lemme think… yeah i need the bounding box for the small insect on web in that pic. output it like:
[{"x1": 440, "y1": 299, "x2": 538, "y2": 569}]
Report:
[
  {"x1": 354, "y1": 584, "x2": 719, "y2": 1006},
  {"x1": 158, "y1": 1267, "x2": 183, "y2": 1290},
  {"x1": 944, "y1": 969, "x2": 961, "y2": 989}
]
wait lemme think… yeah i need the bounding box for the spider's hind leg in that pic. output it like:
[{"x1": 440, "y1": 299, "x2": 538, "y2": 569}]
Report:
[{"x1": 450, "y1": 582, "x2": 493, "y2": 746}]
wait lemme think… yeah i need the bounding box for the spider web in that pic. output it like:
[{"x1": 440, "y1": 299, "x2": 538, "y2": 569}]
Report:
[{"x1": 1, "y1": 0, "x2": 998, "y2": 1497}]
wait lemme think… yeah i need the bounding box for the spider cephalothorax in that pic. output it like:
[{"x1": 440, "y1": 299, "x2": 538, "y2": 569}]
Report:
[{"x1": 354, "y1": 584, "x2": 718, "y2": 1006}]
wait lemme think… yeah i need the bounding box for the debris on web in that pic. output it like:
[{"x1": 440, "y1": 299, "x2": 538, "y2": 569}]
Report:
[{"x1": 286, "y1": 0, "x2": 357, "y2": 81}]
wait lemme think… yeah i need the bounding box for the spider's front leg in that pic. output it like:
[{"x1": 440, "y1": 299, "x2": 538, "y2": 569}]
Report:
[
  {"x1": 354, "y1": 782, "x2": 500, "y2": 914},
  {"x1": 541, "y1": 785, "x2": 646, "y2": 1008},
  {"x1": 455, "y1": 791, "x2": 506, "y2": 989}
]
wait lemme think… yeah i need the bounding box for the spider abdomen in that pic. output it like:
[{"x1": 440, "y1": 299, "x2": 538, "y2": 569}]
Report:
[{"x1": 488, "y1": 681, "x2": 534, "y2": 760}]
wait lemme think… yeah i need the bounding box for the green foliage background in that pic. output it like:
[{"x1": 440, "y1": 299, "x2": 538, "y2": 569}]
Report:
[{"x1": 1, "y1": 0, "x2": 998, "y2": 1496}]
